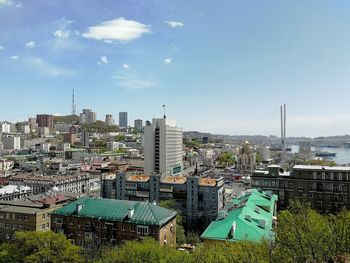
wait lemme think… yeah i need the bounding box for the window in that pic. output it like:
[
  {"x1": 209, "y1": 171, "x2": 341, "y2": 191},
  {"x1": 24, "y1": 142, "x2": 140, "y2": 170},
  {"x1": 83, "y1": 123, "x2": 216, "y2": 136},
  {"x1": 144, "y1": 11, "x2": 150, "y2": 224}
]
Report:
[
  {"x1": 0, "y1": 213, "x2": 4, "y2": 219},
  {"x1": 0, "y1": 223, "x2": 4, "y2": 228},
  {"x1": 42, "y1": 224, "x2": 46, "y2": 230},
  {"x1": 55, "y1": 218, "x2": 63, "y2": 224},
  {"x1": 122, "y1": 224, "x2": 126, "y2": 231},
  {"x1": 42, "y1": 214, "x2": 46, "y2": 220},
  {"x1": 6, "y1": 213, "x2": 10, "y2": 220},
  {"x1": 5, "y1": 224, "x2": 10, "y2": 229},
  {"x1": 85, "y1": 232, "x2": 93, "y2": 239},
  {"x1": 24, "y1": 216, "x2": 29, "y2": 222},
  {"x1": 137, "y1": 225, "x2": 149, "y2": 237}
]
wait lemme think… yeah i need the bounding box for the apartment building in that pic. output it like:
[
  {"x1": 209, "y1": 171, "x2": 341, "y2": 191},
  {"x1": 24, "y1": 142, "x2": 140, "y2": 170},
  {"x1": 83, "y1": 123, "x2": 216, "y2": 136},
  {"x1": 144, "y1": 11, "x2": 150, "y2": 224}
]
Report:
[
  {"x1": 50, "y1": 197, "x2": 177, "y2": 248},
  {"x1": 8, "y1": 173, "x2": 99, "y2": 195},
  {"x1": 251, "y1": 165, "x2": 350, "y2": 213},
  {"x1": 102, "y1": 172, "x2": 224, "y2": 231},
  {"x1": 0, "y1": 195, "x2": 70, "y2": 242}
]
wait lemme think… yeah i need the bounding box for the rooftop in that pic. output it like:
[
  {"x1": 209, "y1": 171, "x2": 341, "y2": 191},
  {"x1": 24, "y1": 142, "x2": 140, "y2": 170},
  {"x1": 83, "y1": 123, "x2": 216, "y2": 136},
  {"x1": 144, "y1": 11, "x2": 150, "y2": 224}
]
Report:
[
  {"x1": 201, "y1": 189, "x2": 278, "y2": 243},
  {"x1": 293, "y1": 165, "x2": 350, "y2": 171},
  {"x1": 161, "y1": 176, "x2": 187, "y2": 184},
  {"x1": 199, "y1": 178, "x2": 217, "y2": 186},
  {"x1": 128, "y1": 174, "x2": 149, "y2": 182},
  {"x1": 0, "y1": 205, "x2": 42, "y2": 214},
  {"x1": 51, "y1": 197, "x2": 177, "y2": 226}
]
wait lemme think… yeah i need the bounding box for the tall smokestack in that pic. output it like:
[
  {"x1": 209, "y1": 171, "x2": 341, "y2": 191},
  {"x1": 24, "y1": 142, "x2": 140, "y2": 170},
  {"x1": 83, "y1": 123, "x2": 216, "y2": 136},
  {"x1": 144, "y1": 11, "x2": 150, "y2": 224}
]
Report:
[
  {"x1": 72, "y1": 88, "x2": 76, "y2": 116},
  {"x1": 284, "y1": 103, "x2": 286, "y2": 140},
  {"x1": 280, "y1": 104, "x2": 287, "y2": 161}
]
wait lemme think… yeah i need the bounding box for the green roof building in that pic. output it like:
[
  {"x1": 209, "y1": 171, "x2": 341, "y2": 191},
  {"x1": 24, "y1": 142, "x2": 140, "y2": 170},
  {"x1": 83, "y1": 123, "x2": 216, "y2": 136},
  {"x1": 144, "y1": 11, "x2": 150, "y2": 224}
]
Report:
[
  {"x1": 51, "y1": 197, "x2": 177, "y2": 247},
  {"x1": 200, "y1": 189, "x2": 278, "y2": 244}
]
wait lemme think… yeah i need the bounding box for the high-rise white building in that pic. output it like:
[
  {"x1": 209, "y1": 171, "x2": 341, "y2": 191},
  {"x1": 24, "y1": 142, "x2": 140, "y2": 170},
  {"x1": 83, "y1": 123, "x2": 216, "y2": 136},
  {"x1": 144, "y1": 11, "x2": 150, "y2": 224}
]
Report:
[{"x1": 144, "y1": 118, "x2": 183, "y2": 176}]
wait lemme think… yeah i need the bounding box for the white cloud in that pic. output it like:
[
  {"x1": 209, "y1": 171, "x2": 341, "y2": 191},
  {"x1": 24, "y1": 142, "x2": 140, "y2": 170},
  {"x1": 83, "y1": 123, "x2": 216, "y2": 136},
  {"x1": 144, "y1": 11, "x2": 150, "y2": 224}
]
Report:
[
  {"x1": 0, "y1": 0, "x2": 13, "y2": 6},
  {"x1": 82, "y1": 17, "x2": 150, "y2": 42},
  {"x1": 123, "y1": 63, "x2": 129, "y2": 69},
  {"x1": 164, "y1": 58, "x2": 172, "y2": 64},
  {"x1": 97, "y1": 56, "x2": 109, "y2": 65},
  {"x1": 0, "y1": 45, "x2": 4, "y2": 50},
  {"x1": 53, "y1": 113, "x2": 62, "y2": 116},
  {"x1": 15, "y1": 3, "x2": 21, "y2": 7},
  {"x1": 165, "y1": 21, "x2": 184, "y2": 28},
  {"x1": 10, "y1": 55, "x2": 18, "y2": 60},
  {"x1": 26, "y1": 41, "x2": 36, "y2": 48},
  {"x1": 53, "y1": 30, "x2": 70, "y2": 38},
  {"x1": 112, "y1": 73, "x2": 157, "y2": 89}
]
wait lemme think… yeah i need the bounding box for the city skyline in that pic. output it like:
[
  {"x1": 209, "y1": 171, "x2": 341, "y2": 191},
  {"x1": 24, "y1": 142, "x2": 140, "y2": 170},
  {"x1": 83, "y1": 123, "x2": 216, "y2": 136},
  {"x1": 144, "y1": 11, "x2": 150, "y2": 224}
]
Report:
[{"x1": 1, "y1": 1, "x2": 350, "y2": 137}]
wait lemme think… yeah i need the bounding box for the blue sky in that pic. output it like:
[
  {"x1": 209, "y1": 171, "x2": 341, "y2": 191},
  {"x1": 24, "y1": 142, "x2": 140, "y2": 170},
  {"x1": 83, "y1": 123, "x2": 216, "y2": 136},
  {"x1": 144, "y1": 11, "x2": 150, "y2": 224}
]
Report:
[{"x1": 1, "y1": 0, "x2": 350, "y2": 137}]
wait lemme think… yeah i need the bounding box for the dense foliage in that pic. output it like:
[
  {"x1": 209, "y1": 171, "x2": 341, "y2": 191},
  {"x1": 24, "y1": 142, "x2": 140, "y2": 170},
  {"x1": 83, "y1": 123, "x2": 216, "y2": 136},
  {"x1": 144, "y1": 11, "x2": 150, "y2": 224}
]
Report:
[
  {"x1": 217, "y1": 152, "x2": 235, "y2": 166},
  {"x1": 0, "y1": 231, "x2": 83, "y2": 263},
  {"x1": 82, "y1": 121, "x2": 119, "y2": 133}
]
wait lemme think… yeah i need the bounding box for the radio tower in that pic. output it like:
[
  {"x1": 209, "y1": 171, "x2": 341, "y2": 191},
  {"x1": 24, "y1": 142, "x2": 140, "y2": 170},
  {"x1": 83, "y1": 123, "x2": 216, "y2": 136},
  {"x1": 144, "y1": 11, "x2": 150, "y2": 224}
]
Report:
[{"x1": 71, "y1": 88, "x2": 77, "y2": 116}]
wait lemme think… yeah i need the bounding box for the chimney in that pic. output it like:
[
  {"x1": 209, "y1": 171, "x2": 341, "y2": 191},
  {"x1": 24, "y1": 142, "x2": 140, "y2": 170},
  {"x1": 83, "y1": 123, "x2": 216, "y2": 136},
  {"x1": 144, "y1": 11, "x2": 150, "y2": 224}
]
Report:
[
  {"x1": 128, "y1": 208, "x2": 134, "y2": 219},
  {"x1": 230, "y1": 221, "x2": 237, "y2": 239},
  {"x1": 76, "y1": 204, "x2": 83, "y2": 214}
]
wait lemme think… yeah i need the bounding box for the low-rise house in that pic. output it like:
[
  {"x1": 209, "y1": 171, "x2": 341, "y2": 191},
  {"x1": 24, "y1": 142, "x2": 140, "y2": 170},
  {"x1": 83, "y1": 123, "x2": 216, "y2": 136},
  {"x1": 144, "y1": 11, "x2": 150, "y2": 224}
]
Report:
[
  {"x1": 51, "y1": 197, "x2": 177, "y2": 248},
  {"x1": 200, "y1": 189, "x2": 277, "y2": 245}
]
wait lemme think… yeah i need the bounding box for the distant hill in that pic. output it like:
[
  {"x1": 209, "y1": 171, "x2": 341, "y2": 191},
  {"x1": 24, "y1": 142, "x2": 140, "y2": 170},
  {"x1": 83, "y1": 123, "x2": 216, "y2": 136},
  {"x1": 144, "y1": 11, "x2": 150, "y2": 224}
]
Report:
[{"x1": 53, "y1": 115, "x2": 80, "y2": 123}]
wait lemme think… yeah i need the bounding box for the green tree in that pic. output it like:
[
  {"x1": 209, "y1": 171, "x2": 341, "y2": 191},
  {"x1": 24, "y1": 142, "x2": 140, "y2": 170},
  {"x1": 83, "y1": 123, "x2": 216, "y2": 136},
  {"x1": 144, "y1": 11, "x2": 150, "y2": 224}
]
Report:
[
  {"x1": 328, "y1": 209, "x2": 350, "y2": 257},
  {"x1": 217, "y1": 152, "x2": 235, "y2": 166},
  {"x1": 96, "y1": 238, "x2": 191, "y2": 263},
  {"x1": 0, "y1": 231, "x2": 83, "y2": 263},
  {"x1": 192, "y1": 240, "x2": 269, "y2": 263},
  {"x1": 272, "y1": 200, "x2": 333, "y2": 263}
]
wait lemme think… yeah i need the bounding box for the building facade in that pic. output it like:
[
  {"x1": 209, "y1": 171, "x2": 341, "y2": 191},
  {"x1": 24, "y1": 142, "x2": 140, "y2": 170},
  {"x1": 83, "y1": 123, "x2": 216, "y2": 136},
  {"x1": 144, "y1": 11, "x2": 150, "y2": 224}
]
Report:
[
  {"x1": 251, "y1": 165, "x2": 350, "y2": 213},
  {"x1": 80, "y1": 109, "x2": 96, "y2": 124},
  {"x1": 236, "y1": 141, "x2": 256, "y2": 174},
  {"x1": 144, "y1": 118, "x2": 183, "y2": 176},
  {"x1": 8, "y1": 173, "x2": 98, "y2": 195},
  {"x1": 102, "y1": 172, "x2": 224, "y2": 231},
  {"x1": 134, "y1": 119, "x2": 143, "y2": 132},
  {"x1": 0, "y1": 195, "x2": 69, "y2": 242},
  {"x1": 36, "y1": 114, "x2": 54, "y2": 129},
  {"x1": 2, "y1": 136, "x2": 21, "y2": 150},
  {"x1": 51, "y1": 197, "x2": 177, "y2": 247},
  {"x1": 105, "y1": 114, "x2": 114, "y2": 126},
  {"x1": 119, "y1": 112, "x2": 128, "y2": 127}
]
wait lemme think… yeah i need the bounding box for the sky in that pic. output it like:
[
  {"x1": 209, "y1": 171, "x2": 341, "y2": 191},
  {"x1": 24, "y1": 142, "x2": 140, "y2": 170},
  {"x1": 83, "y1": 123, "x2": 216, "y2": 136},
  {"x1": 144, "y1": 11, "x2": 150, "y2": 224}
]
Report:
[{"x1": 1, "y1": 0, "x2": 350, "y2": 137}]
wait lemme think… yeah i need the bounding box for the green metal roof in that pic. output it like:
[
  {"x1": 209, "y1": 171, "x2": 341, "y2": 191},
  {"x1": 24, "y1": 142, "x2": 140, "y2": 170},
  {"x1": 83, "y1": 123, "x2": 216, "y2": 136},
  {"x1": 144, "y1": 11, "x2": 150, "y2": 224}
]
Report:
[
  {"x1": 51, "y1": 197, "x2": 176, "y2": 226},
  {"x1": 201, "y1": 189, "x2": 278, "y2": 242}
]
